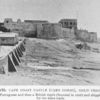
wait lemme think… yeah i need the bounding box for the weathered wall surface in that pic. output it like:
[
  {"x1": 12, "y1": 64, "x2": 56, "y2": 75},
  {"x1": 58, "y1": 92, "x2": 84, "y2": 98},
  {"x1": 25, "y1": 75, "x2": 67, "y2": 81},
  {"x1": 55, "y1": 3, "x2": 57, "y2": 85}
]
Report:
[
  {"x1": 76, "y1": 30, "x2": 97, "y2": 42},
  {"x1": 4, "y1": 19, "x2": 37, "y2": 37},
  {"x1": 37, "y1": 23, "x2": 62, "y2": 39},
  {"x1": 89, "y1": 32, "x2": 97, "y2": 42},
  {"x1": 20, "y1": 23, "x2": 37, "y2": 37},
  {"x1": 37, "y1": 23, "x2": 75, "y2": 39},
  {"x1": 36, "y1": 24, "x2": 43, "y2": 38},
  {"x1": 61, "y1": 28, "x2": 75, "y2": 39},
  {"x1": 76, "y1": 30, "x2": 90, "y2": 41}
]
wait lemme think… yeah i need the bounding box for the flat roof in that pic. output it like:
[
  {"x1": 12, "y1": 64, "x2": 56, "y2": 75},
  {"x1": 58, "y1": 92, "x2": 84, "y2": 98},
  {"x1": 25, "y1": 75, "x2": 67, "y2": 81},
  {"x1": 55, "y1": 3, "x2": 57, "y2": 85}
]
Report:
[
  {"x1": 59, "y1": 19, "x2": 77, "y2": 22},
  {"x1": 24, "y1": 20, "x2": 48, "y2": 23}
]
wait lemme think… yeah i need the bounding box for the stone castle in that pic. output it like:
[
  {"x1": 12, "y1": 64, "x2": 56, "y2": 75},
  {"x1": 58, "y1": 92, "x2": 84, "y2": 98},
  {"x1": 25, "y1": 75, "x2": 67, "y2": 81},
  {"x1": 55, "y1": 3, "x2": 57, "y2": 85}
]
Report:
[{"x1": 0, "y1": 18, "x2": 97, "y2": 42}]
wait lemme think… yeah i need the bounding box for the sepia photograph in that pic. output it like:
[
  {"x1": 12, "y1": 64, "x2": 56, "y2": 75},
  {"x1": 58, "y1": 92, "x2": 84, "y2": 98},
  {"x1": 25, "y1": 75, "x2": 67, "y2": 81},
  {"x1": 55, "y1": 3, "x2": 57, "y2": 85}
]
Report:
[{"x1": 0, "y1": 0, "x2": 99, "y2": 86}]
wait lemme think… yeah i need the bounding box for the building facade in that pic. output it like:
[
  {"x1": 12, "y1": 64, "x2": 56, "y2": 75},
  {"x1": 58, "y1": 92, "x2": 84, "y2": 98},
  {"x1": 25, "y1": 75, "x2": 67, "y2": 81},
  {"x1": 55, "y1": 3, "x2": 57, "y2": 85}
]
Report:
[
  {"x1": 76, "y1": 29, "x2": 97, "y2": 42},
  {"x1": 59, "y1": 19, "x2": 77, "y2": 30},
  {"x1": 3, "y1": 18, "x2": 37, "y2": 37},
  {"x1": 0, "y1": 32, "x2": 18, "y2": 45}
]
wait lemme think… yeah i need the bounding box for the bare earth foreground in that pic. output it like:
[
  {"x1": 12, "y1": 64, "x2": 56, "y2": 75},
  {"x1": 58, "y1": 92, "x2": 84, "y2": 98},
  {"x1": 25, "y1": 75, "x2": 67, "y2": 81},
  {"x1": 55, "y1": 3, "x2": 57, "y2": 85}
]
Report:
[{"x1": 0, "y1": 38, "x2": 100, "y2": 85}]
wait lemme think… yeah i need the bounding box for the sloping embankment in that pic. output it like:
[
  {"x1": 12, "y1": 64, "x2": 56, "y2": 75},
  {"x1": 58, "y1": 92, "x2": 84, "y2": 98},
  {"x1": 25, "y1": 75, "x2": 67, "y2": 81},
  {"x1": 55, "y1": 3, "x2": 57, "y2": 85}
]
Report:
[
  {"x1": 0, "y1": 38, "x2": 100, "y2": 85},
  {"x1": 20, "y1": 38, "x2": 100, "y2": 85}
]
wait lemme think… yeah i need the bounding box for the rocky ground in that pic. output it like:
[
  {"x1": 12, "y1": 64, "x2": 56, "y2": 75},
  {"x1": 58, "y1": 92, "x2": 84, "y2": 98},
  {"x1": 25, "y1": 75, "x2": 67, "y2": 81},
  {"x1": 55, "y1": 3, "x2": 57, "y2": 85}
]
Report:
[{"x1": 0, "y1": 38, "x2": 100, "y2": 85}]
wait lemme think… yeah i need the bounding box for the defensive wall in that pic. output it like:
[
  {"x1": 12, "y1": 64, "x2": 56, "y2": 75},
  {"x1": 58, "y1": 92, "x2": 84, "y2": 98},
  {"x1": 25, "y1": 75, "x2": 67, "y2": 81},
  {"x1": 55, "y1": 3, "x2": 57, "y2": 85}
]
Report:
[
  {"x1": 2, "y1": 18, "x2": 98, "y2": 42},
  {"x1": 76, "y1": 29, "x2": 97, "y2": 42},
  {"x1": 37, "y1": 23, "x2": 75, "y2": 39}
]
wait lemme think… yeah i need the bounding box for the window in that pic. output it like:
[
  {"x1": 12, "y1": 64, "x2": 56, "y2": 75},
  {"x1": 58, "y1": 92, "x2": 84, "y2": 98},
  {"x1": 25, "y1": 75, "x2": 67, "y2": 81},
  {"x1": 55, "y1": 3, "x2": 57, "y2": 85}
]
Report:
[
  {"x1": 6, "y1": 21, "x2": 9, "y2": 23},
  {"x1": 1, "y1": 38, "x2": 6, "y2": 41},
  {"x1": 65, "y1": 22, "x2": 68, "y2": 26},
  {"x1": 70, "y1": 22, "x2": 72, "y2": 25}
]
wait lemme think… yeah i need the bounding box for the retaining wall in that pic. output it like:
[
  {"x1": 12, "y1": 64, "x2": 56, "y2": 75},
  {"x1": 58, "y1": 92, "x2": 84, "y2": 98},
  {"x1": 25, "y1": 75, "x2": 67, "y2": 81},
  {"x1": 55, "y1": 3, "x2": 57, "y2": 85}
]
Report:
[{"x1": 0, "y1": 39, "x2": 26, "y2": 74}]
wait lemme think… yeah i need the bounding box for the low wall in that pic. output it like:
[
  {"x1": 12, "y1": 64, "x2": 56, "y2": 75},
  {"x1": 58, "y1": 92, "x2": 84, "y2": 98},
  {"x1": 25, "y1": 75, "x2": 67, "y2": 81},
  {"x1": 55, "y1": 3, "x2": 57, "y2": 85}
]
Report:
[{"x1": 0, "y1": 39, "x2": 26, "y2": 74}]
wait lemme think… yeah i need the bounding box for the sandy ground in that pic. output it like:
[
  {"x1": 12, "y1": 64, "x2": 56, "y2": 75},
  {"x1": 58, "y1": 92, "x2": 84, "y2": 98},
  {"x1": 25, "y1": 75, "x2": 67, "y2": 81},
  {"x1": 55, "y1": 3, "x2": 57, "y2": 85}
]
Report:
[{"x1": 0, "y1": 38, "x2": 100, "y2": 85}]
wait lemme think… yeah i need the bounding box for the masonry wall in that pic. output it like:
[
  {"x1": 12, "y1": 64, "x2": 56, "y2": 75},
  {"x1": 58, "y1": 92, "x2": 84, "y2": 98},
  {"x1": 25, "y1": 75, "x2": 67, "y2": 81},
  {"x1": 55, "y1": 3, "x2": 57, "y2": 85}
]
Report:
[
  {"x1": 37, "y1": 23, "x2": 62, "y2": 39},
  {"x1": 89, "y1": 32, "x2": 97, "y2": 42},
  {"x1": 21, "y1": 23, "x2": 37, "y2": 37},
  {"x1": 36, "y1": 24, "x2": 43, "y2": 38},
  {"x1": 61, "y1": 28, "x2": 75, "y2": 39},
  {"x1": 37, "y1": 23, "x2": 75, "y2": 39},
  {"x1": 4, "y1": 19, "x2": 37, "y2": 37},
  {"x1": 76, "y1": 30, "x2": 97, "y2": 42}
]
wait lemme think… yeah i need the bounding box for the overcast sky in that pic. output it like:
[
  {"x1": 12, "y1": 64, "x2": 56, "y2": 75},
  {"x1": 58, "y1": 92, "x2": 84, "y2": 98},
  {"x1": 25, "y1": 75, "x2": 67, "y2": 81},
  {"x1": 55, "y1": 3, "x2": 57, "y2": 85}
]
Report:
[{"x1": 0, "y1": 0, "x2": 100, "y2": 37}]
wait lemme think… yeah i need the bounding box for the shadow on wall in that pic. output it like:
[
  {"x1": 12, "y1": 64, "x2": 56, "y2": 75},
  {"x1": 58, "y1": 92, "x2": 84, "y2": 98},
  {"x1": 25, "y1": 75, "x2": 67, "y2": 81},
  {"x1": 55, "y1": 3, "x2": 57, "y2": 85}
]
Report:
[
  {"x1": 0, "y1": 23, "x2": 10, "y2": 32},
  {"x1": 10, "y1": 29, "x2": 37, "y2": 38},
  {"x1": 24, "y1": 31, "x2": 37, "y2": 38}
]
